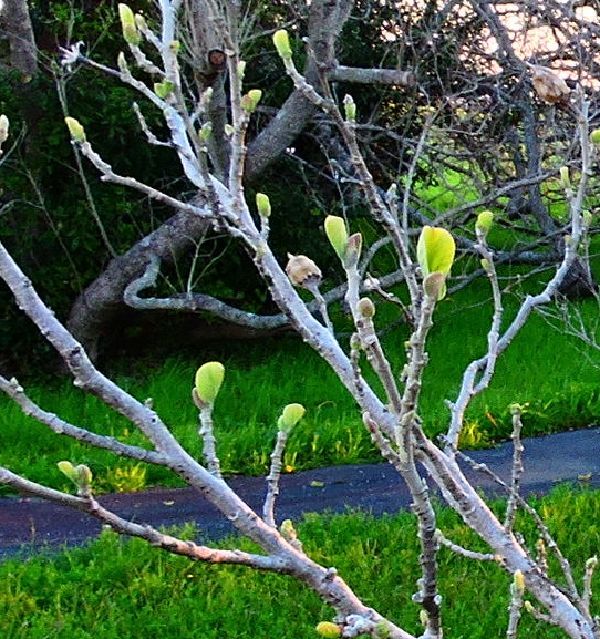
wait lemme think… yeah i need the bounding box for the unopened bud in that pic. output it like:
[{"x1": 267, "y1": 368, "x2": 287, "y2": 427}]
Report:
[
  {"x1": 237, "y1": 60, "x2": 247, "y2": 80},
  {"x1": 316, "y1": 621, "x2": 341, "y2": 638},
  {"x1": 590, "y1": 129, "x2": 600, "y2": 145},
  {"x1": 343, "y1": 94, "x2": 356, "y2": 123},
  {"x1": 154, "y1": 81, "x2": 175, "y2": 99},
  {"x1": 559, "y1": 166, "x2": 571, "y2": 189},
  {"x1": 357, "y1": 297, "x2": 375, "y2": 318},
  {"x1": 194, "y1": 361, "x2": 225, "y2": 405},
  {"x1": 117, "y1": 52, "x2": 128, "y2": 72},
  {"x1": 476, "y1": 210, "x2": 494, "y2": 236},
  {"x1": 198, "y1": 122, "x2": 212, "y2": 143},
  {"x1": 273, "y1": 29, "x2": 293, "y2": 61},
  {"x1": 255, "y1": 192, "x2": 271, "y2": 218},
  {"x1": 277, "y1": 403, "x2": 305, "y2": 433},
  {"x1": 241, "y1": 89, "x2": 262, "y2": 113},
  {"x1": 419, "y1": 610, "x2": 428, "y2": 627},
  {"x1": 0, "y1": 114, "x2": 9, "y2": 145},
  {"x1": 118, "y1": 4, "x2": 140, "y2": 45},
  {"x1": 583, "y1": 209, "x2": 592, "y2": 227},
  {"x1": 324, "y1": 215, "x2": 348, "y2": 260},
  {"x1": 586, "y1": 555, "x2": 598, "y2": 569},
  {"x1": 513, "y1": 570, "x2": 525, "y2": 595},
  {"x1": 169, "y1": 40, "x2": 180, "y2": 54},
  {"x1": 224, "y1": 124, "x2": 235, "y2": 137},
  {"x1": 64, "y1": 116, "x2": 86, "y2": 143},
  {"x1": 480, "y1": 258, "x2": 490, "y2": 272},
  {"x1": 423, "y1": 272, "x2": 446, "y2": 300},
  {"x1": 343, "y1": 232, "x2": 362, "y2": 268}
]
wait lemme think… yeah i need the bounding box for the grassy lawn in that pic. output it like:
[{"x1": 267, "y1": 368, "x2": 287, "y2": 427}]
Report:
[
  {"x1": 1, "y1": 255, "x2": 600, "y2": 493},
  {"x1": 0, "y1": 486, "x2": 597, "y2": 638}
]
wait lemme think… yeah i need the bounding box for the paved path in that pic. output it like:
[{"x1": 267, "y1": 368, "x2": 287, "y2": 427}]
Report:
[{"x1": 0, "y1": 428, "x2": 598, "y2": 558}]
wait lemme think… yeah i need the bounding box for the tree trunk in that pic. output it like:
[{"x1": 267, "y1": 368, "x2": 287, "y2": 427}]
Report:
[{"x1": 0, "y1": 0, "x2": 38, "y2": 79}]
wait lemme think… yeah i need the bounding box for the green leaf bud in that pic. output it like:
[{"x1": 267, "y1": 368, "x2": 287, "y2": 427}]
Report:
[
  {"x1": 316, "y1": 621, "x2": 341, "y2": 638},
  {"x1": 324, "y1": 215, "x2": 348, "y2": 260},
  {"x1": 475, "y1": 210, "x2": 494, "y2": 236},
  {"x1": 343, "y1": 232, "x2": 362, "y2": 268},
  {"x1": 255, "y1": 192, "x2": 271, "y2": 218},
  {"x1": 74, "y1": 464, "x2": 93, "y2": 495},
  {"x1": 194, "y1": 361, "x2": 225, "y2": 405},
  {"x1": 58, "y1": 460, "x2": 77, "y2": 481},
  {"x1": 590, "y1": 129, "x2": 600, "y2": 145},
  {"x1": 357, "y1": 297, "x2": 375, "y2": 318},
  {"x1": 559, "y1": 166, "x2": 571, "y2": 189},
  {"x1": 277, "y1": 403, "x2": 305, "y2": 433},
  {"x1": 198, "y1": 121, "x2": 212, "y2": 143},
  {"x1": 64, "y1": 116, "x2": 86, "y2": 143},
  {"x1": 513, "y1": 569, "x2": 525, "y2": 595},
  {"x1": 169, "y1": 40, "x2": 180, "y2": 54},
  {"x1": 241, "y1": 89, "x2": 262, "y2": 113},
  {"x1": 416, "y1": 225, "x2": 455, "y2": 277},
  {"x1": 118, "y1": 4, "x2": 140, "y2": 45},
  {"x1": 343, "y1": 94, "x2": 356, "y2": 123},
  {"x1": 154, "y1": 81, "x2": 175, "y2": 99},
  {"x1": 480, "y1": 258, "x2": 491, "y2": 272},
  {"x1": 273, "y1": 29, "x2": 293, "y2": 61},
  {"x1": 237, "y1": 60, "x2": 247, "y2": 80},
  {"x1": 280, "y1": 518, "x2": 298, "y2": 541},
  {"x1": 0, "y1": 114, "x2": 9, "y2": 145}
]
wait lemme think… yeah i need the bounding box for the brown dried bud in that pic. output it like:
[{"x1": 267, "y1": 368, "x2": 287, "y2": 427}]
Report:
[{"x1": 286, "y1": 254, "x2": 322, "y2": 288}]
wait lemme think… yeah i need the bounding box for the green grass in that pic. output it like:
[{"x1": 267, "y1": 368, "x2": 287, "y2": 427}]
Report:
[
  {"x1": 2, "y1": 257, "x2": 600, "y2": 493},
  {"x1": 0, "y1": 486, "x2": 598, "y2": 638}
]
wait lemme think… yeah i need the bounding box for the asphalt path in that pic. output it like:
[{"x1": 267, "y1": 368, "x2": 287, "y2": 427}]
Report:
[{"x1": 0, "y1": 428, "x2": 598, "y2": 558}]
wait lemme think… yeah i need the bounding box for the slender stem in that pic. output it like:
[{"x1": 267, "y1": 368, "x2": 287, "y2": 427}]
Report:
[{"x1": 263, "y1": 430, "x2": 289, "y2": 527}]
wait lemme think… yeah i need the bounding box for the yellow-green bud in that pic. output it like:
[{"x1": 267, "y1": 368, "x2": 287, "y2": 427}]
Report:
[
  {"x1": 198, "y1": 121, "x2": 212, "y2": 143},
  {"x1": 513, "y1": 570, "x2": 525, "y2": 595},
  {"x1": 357, "y1": 297, "x2": 375, "y2": 318},
  {"x1": 273, "y1": 29, "x2": 293, "y2": 61},
  {"x1": 118, "y1": 4, "x2": 140, "y2": 45},
  {"x1": 343, "y1": 94, "x2": 356, "y2": 123},
  {"x1": 590, "y1": 129, "x2": 600, "y2": 145},
  {"x1": 169, "y1": 40, "x2": 180, "y2": 54},
  {"x1": 416, "y1": 225, "x2": 455, "y2": 299},
  {"x1": 586, "y1": 556, "x2": 598, "y2": 569},
  {"x1": 241, "y1": 89, "x2": 262, "y2": 113},
  {"x1": 343, "y1": 232, "x2": 362, "y2": 268},
  {"x1": 280, "y1": 518, "x2": 298, "y2": 541},
  {"x1": 256, "y1": 192, "x2": 271, "y2": 218},
  {"x1": 559, "y1": 166, "x2": 571, "y2": 189},
  {"x1": 64, "y1": 116, "x2": 86, "y2": 143},
  {"x1": 277, "y1": 403, "x2": 305, "y2": 433},
  {"x1": 583, "y1": 209, "x2": 592, "y2": 226},
  {"x1": 194, "y1": 361, "x2": 225, "y2": 405},
  {"x1": 237, "y1": 60, "x2": 247, "y2": 80},
  {"x1": 154, "y1": 81, "x2": 175, "y2": 99},
  {"x1": 224, "y1": 124, "x2": 235, "y2": 137},
  {"x1": 58, "y1": 460, "x2": 77, "y2": 481},
  {"x1": 476, "y1": 210, "x2": 494, "y2": 235},
  {"x1": 0, "y1": 114, "x2": 9, "y2": 145},
  {"x1": 480, "y1": 258, "x2": 490, "y2": 271},
  {"x1": 324, "y1": 215, "x2": 348, "y2": 260},
  {"x1": 316, "y1": 621, "x2": 341, "y2": 638},
  {"x1": 419, "y1": 610, "x2": 428, "y2": 627},
  {"x1": 508, "y1": 403, "x2": 524, "y2": 415}
]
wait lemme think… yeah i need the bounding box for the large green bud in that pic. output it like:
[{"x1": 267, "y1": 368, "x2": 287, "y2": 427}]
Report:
[
  {"x1": 241, "y1": 89, "x2": 262, "y2": 114},
  {"x1": 58, "y1": 461, "x2": 93, "y2": 496},
  {"x1": 154, "y1": 81, "x2": 175, "y2": 99},
  {"x1": 118, "y1": 4, "x2": 140, "y2": 45},
  {"x1": 416, "y1": 226, "x2": 455, "y2": 300},
  {"x1": 277, "y1": 403, "x2": 305, "y2": 433},
  {"x1": 64, "y1": 117, "x2": 86, "y2": 143},
  {"x1": 343, "y1": 94, "x2": 356, "y2": 123},
  {"x1": 273, "y1": 29, "x2": 293, "y2": 61},
  {"x1": 475, "y1": 210, "x2": 494, "y2": 236},
  {"x1": 194, "y1": 362, "x2": 225, "y2": 405},
  {"x1": 255, "y1": 192, "x2": 271, "y2": 218},
  {"x1": 324, "y1": 215, "x2": 348, "y2": 260}
]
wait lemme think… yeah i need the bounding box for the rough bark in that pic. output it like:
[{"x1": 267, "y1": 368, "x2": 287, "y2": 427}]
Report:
[{"x1": 0, "y1": 0, "x2": 38, "y2": 78}]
